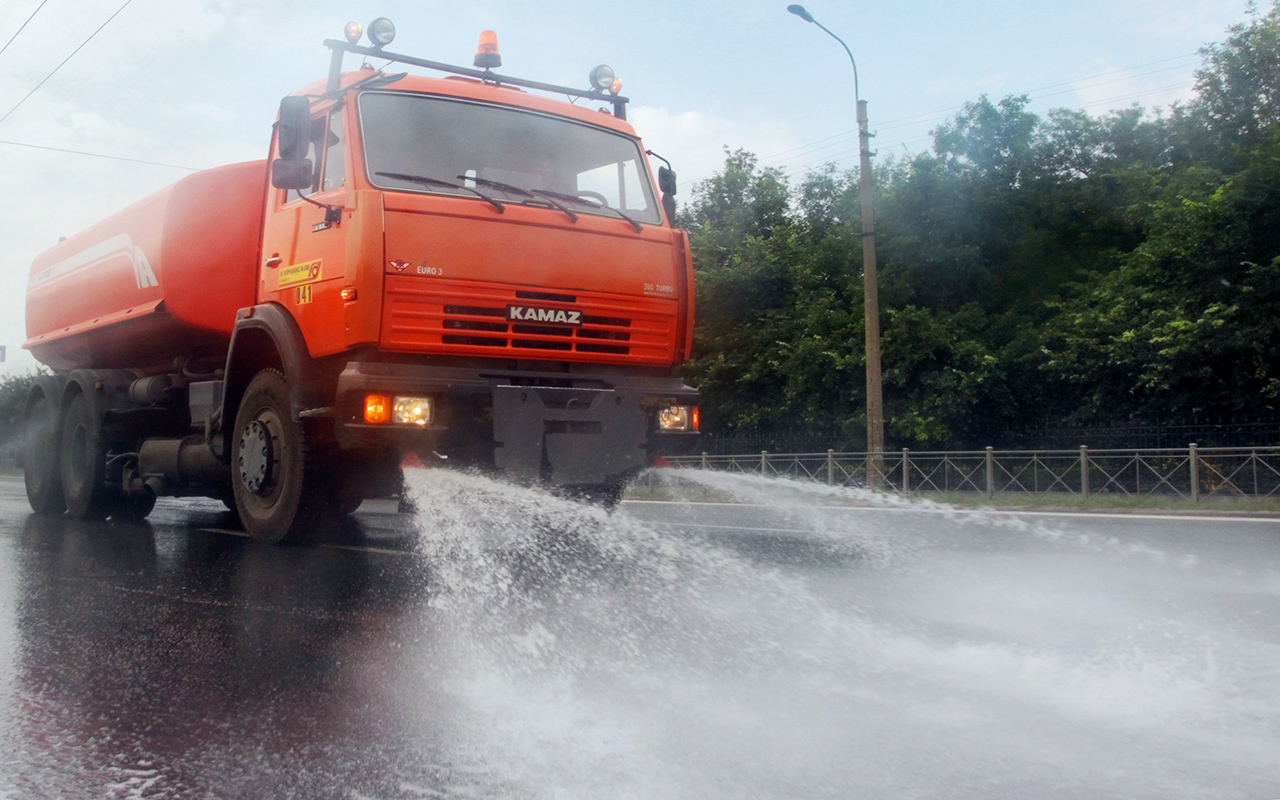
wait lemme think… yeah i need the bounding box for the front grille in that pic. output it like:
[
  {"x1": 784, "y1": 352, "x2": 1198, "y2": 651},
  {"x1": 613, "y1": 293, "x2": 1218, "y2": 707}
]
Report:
[
  {"x1": 445, "y1": 302, "x2": 628, "y2": 353},
  {"x1": 512, "y1": 323, "x2": 573, "y2": 337},
  {"x1": 516, "y1": 289, "x2": 576, "y2": 303},
  {"x1": 444, "y1": 304, "x2": 505, "y2": 318},
  {"x1": 383, "y1": 276, "x2": 678, "y2": 365},
  {"x1": 443, "y1": 318, "x2": 506, "y2": 333}
]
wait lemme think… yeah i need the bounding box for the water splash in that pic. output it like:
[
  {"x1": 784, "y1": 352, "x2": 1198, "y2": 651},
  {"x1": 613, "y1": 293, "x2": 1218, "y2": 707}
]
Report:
[{"x1": 402, "y1": 468, "x2": 1280, "y2": 799}]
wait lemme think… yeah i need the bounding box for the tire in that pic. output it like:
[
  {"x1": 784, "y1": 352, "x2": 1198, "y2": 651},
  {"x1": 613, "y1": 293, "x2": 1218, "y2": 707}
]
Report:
[
  {"x1": 231, "y1": 369, "x2": 322, "y2": 544},
  {"x1": 211, "y1": 488, "x2": 244, "y2": 527},
  {"x1": 397, "y1": 494, "x2": 418, "y2": 515},
  {"x1": 332, "y1": 489, "x2": 364, "y2": 516},
  {"x1": 24, "y1": 394, "x2": 65, "y2": 515},
  {"x1": 110, "y1": 488, "x2": 157, "y2": 522},
  {"x1": 566, "y1": 482, "x2": 626, "y2": 511},
  {"x1": 319, "y1": 454, "x2": 369, "y2": 517},
  {"x1": 59, "y1": 393, "x2": 111, "y2": 520}
]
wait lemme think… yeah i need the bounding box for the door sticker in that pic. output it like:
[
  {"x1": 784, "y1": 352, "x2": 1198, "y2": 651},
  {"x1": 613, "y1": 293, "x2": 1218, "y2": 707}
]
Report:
[
  {"x1": 278, "y1": 259, "x2": 322, "y2": 288},
  {"x1": 296, "y1": 284, "x2": 313, "y2": 304}
]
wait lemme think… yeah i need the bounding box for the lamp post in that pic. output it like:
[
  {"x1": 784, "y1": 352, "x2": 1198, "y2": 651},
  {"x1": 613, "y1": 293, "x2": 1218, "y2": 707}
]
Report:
[{"x1": 787, "y1": 4, "x2": 885, "y2": 484}]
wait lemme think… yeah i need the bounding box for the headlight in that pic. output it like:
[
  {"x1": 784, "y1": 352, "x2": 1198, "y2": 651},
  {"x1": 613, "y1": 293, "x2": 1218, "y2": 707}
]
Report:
[
  {"x1": 657, "y1": 405, "x2": 697, "y2": 432},
  {"x1": 392, "y1": 395, "x2": 433, "y2": 426}
]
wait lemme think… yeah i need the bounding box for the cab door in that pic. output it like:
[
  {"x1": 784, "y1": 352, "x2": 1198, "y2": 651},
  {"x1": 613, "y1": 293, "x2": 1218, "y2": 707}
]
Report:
[{"x1": 260, "y1": 106, "x2": 355, "y2": 357}]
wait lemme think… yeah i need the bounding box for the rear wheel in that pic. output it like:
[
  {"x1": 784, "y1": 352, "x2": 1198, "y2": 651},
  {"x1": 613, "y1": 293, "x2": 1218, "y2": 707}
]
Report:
[
  {"x1": 60, "y1": 393, "x2": 111, "y2": 520},
  {"x1": 565, "y1": 481, "x2": 626, "y2": 511},
  {"x1": 331, "y1": 488, "x2": 364, "y2": 516},
  {"x1": 110, "y1": 488, "x2": 157, "y2": 522},
  {"x1": 231, "y1": 370, "x2": 321, "y2": 544},
  {"x1": 24, "y1": 394, "x2": 65, "y2": 515}
]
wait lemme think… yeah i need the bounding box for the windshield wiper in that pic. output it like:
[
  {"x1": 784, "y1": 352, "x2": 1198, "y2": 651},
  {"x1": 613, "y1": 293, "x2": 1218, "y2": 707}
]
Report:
[
  {"x1": 375, "y1": 171, "x2": 504, "y2": 213},
  {"x1": 534, "y1": 189, "x2": 643, "y2": 233},
  {"x1": 461, "y1": 175, "x2": 534, "y2": 198},
  {"x1": 462, "y1": 176, "x2": 579, "y2": 224}
]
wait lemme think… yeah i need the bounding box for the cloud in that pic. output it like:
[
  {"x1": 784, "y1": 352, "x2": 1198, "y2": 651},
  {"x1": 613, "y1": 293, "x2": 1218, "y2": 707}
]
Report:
[
  {"x1": 630, "y1": 105, "x2": 801, "y2": 188},
  {"x1": 1136, "y1": 0, "x2": 1246, "y2": 40}
]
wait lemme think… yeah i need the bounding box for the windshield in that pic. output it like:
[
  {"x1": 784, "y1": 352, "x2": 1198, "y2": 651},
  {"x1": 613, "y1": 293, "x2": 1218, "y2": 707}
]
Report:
[{"x1": 359, "y1": 91, "x2": 661, "y2": 225}]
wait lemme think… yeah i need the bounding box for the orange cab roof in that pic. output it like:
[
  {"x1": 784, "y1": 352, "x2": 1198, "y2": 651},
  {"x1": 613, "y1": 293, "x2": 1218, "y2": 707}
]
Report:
[{"x1": 291, "y1": 70, "x2": 642, "y2": 139}]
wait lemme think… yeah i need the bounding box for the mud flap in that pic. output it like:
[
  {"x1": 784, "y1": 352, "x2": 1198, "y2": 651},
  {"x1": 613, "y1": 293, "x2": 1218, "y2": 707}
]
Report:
[{"x1": 491, "y1": 385, "x2": 647, "y2": 485}]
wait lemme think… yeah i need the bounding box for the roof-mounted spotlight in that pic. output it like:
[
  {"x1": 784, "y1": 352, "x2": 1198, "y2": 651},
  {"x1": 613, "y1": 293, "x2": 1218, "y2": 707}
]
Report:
[
  {"x1": 589, "y1": 64, "x2": 615, "y2": 93},
  {"x1": 474, "y1": 30, "x2": 501, "y2": 69},
  {"x1": 343, "y1": 21, "x2": 363, "y2": 44},
  {"x1": 367, "y1": 17, "x2": 396, "y2": 48}
]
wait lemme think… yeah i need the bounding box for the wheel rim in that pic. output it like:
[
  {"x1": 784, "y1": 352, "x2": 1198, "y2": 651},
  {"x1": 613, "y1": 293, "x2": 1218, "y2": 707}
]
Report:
[{"x1": 238, "y1": 417, "x2": 278, "y2": 495}]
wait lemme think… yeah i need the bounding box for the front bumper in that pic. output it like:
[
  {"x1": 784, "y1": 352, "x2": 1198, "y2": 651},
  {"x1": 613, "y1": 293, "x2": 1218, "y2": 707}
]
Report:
[{"x1": 334, "y1": 361, "x2": 698, "y2": 485}]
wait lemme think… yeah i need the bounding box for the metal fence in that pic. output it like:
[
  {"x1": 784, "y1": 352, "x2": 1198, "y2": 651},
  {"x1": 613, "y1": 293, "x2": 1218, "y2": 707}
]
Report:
[
  {"x1": 688, "y1": 420, "x2": 1280, "y2": 455},
  {"x1": 664, "y1": 445, "x2": 1280, "y2": 500}
]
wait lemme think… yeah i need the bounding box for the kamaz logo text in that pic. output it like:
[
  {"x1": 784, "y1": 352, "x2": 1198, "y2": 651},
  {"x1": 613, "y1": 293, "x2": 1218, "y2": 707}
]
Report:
[{"x1": 507, "y1": 305, "x2": 582, "y2": 325}]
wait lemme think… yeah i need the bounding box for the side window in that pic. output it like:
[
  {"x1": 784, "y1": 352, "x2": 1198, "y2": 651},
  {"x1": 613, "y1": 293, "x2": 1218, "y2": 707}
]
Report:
[
  {"x1": 285, "y1": 115, "x2": 329, "y2": 204},
  {"x1": 322, "y1": 109, "x2": 345, "y2": 191}
]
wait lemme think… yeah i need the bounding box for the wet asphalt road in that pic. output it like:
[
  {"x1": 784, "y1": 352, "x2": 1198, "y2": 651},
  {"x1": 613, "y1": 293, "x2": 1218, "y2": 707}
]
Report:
[
  {"x1": 0, "y1": 469, "x2": 1277, "y2": 799},
  {"x1": 0, "y1": 475, "x2": 441, "y2": 798}
]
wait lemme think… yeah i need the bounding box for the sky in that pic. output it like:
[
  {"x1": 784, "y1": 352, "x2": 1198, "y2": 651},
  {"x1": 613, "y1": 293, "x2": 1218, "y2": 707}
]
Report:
[{"x1": 0, "y1": 0, "x2": 1253, "y2": 374}]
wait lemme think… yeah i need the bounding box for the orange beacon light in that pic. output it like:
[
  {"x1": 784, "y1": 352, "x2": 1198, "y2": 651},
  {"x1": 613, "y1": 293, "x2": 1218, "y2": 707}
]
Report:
[{"x1": 474, "y1": 30, "x2": 501, "y2": 69}]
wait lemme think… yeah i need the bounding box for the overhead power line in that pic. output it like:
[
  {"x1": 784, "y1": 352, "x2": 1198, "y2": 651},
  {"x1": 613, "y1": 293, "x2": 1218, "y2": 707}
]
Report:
[
  {"x1": 758, "y1": 52, "x2": 1202, "y2": 167},
  {"x1": 0, "y1": 138, "x2": 200, "y2": 171},
  {"x1": 687, "y1": 52, "x2": 1205, "y2": 187},
  {"x1": 753, "y1": 66, "x2": 1200, "y2": 174},
  {"x1": 0, "y1": 0, "x2": 134, "y2": 127},
  {"x1": 0, "y1": 0, "x2": 51, "y2": 59},
  {"x1": 776, "y1": 80, "x2": 1196, "y2": 183}
]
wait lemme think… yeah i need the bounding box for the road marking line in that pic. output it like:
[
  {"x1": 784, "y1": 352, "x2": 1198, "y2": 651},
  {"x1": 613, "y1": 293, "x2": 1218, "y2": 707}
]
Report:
[
  {"x1": 654, "y1": 521, "x2": 814, "y2": 534},
  {"x1": 199, "y1": 528, "x2": 423, "y2": 557},
  {"x1": 320, "y1": 543, "x2": 423, "y2": 557},
  {"x1": 198, "y1": 528, "x2": 250, "y2": 537}
]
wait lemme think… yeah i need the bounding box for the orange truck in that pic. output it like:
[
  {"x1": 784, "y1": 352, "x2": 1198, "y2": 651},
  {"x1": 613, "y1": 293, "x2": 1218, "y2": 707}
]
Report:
[{"x1": 21, "y1": 20, "x2": 699, "y2": 543}]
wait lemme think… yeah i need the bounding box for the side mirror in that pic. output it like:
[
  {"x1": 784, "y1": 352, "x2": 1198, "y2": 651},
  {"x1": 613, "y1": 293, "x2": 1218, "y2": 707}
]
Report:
[
  {"x1": 271, "y1": 157, "x2": 315, "y2": 190},
  {"x1": 271, "y1": 96, "x2": 314, "y2": 190},
  {"x1": 276, "y1": 96, "x2": 311, "y2": 160},
  {"x1": 658, "y1": 165, "x2": 677, "y2": 196},
  {"x1": 657, "y1": 165, "x2": 677, "y2": 223}
]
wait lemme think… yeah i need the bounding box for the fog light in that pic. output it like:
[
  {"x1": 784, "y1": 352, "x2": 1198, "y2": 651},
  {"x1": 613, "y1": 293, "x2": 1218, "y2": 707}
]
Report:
[
  {"x1": 392, "y1": 395, "x2": 433, "y2": 426},
  {"x1": 364, "y1": 393, "x2": 390, "y2": 424},
  {"x1": 658, "y1": 405, "x2": 694, "y2": 431}
]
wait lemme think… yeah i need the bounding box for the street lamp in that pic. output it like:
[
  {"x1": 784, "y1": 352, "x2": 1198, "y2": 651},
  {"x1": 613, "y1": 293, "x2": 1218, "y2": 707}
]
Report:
[{"x1": 787, "y1": 4, "x2": 885, "y2": 482}]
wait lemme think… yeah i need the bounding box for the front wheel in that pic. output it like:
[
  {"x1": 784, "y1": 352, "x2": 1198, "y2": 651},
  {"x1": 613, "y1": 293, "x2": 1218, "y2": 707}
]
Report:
[
  {"x1": 563, "y1": 481, "x2": 626, "y2": 511},
  {"x1": 231, "y1": 370, "x2": 321, "y2": 544}
]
